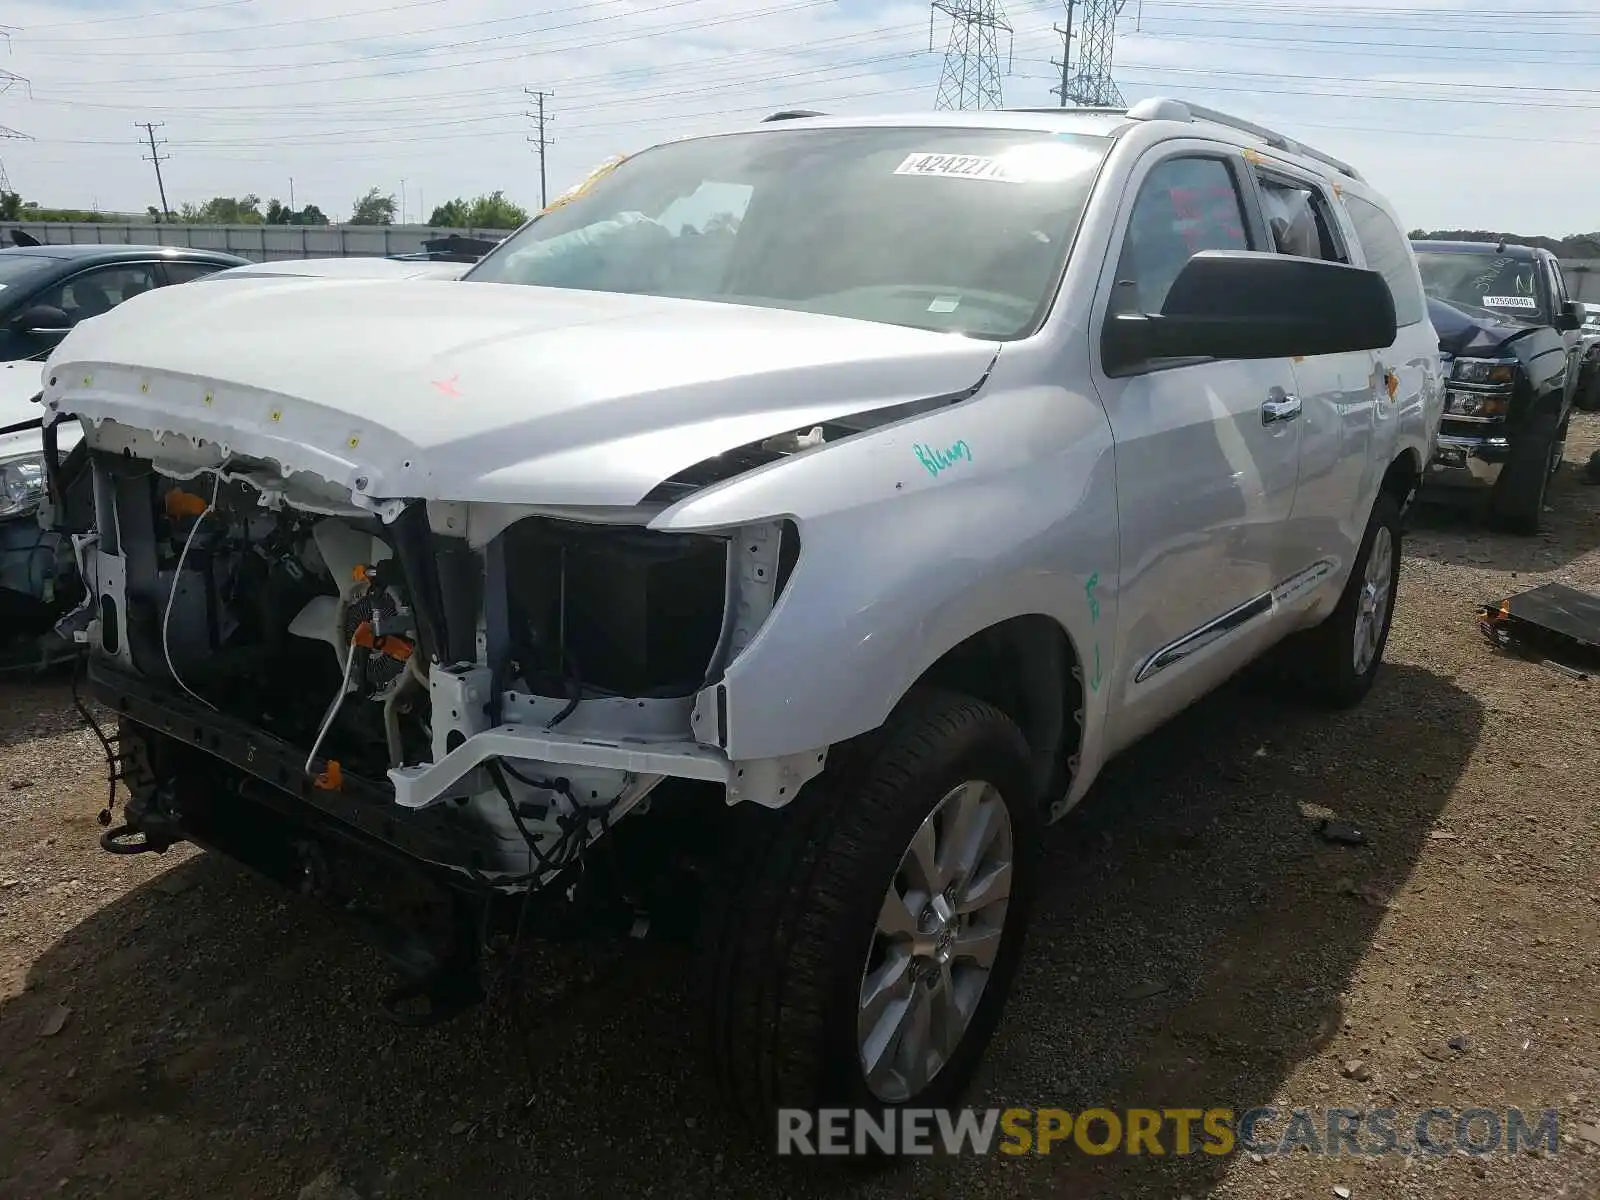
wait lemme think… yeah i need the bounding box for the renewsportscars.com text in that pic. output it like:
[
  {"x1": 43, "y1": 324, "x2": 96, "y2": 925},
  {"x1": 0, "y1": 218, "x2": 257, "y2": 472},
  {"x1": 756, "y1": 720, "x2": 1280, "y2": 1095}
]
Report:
[{"x1": 776, "y1": 1106, "x2": 1563, "y2": 1157}]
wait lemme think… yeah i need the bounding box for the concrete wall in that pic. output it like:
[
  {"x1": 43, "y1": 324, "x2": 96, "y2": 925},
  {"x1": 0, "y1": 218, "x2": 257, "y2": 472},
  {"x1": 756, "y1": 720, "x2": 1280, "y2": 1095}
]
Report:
[
  {"x1": 0, "y1": 221, "x2": 516, "y2": 262},
  {"x1": 1561, "y1": 259, "x2": 1600, "y2": 304}
]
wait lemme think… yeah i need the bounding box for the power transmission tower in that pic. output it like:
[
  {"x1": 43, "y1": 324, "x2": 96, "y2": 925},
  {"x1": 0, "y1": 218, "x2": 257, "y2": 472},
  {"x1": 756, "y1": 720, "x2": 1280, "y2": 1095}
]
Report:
[
  {"x1": 524, "y1": 88, "x2": 554, "y2": 209},
  {"x1": 1051, "y1": 0, "x2": 1127, "y2": 108},
  {"x1": 930, "y1": 0, "x2": 1012, "y2": 111},
  {"x1": 0, "y1": 125, "x2": 28, "y2": 195},
  {"x1": 0, "y1": 57, "x2": 31, "y2": 195},
  {"x1": 137, "y1": 122, "x2": 171, "y2": 221}
]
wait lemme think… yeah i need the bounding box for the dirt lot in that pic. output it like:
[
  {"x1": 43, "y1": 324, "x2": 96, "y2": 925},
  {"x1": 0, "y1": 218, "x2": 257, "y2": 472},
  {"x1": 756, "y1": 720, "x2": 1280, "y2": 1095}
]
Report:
[{"x1": 2, "y1": 420, "x2": 1598, "y2": 1200}]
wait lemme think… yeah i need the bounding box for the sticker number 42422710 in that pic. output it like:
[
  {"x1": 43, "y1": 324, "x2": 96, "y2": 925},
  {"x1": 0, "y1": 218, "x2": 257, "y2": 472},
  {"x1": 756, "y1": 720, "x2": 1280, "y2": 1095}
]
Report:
[
  {"x1": 1483, "y1": 295, "x2": 1537, "y2": 309},
  {"x1": 894, "y1": 152, "x2": 1019, "y2": 182}
]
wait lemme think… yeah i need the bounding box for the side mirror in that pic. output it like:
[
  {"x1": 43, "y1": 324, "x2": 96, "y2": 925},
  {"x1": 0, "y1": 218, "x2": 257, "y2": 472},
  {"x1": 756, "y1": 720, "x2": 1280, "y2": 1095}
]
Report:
[
  {"x1": 1554, "y1": 300, "x2": 1584, "y2": 333},
  {"x1": 1103, "y1": 251, "x2": 1399, "y2": 374},
  {"x1": 13, "y1": 304, "x2": 73, "y2": 336}
]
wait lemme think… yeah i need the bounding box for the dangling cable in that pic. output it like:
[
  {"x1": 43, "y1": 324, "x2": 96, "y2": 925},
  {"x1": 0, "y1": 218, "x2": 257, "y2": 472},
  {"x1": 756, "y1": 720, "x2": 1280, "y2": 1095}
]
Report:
[{"x1": 162, "y1": 471, "x2": 223, "y2": 713}]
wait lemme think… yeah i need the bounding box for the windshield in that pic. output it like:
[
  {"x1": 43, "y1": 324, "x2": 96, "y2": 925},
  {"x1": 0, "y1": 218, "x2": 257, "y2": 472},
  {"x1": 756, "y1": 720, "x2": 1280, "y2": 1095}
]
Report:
[
  {"x1": 1414, "y1": 250, "x2": 1548, "y2": 324},
  {"x1": 465, "y1": 126, "x2": 1111, "y2": 338},
  {"x1": 0, "y1": 253, "x2": 55, "y2": 292}
]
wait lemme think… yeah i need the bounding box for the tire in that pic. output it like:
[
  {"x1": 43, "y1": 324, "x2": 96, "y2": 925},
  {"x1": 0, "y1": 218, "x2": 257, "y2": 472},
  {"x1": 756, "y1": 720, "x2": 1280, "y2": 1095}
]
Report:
[
  {"x1": 694, "y1": 688, "x2": 1041, "y2": 1152},
  {"x1": 1576, "y1": 371, "x2": 1600, "y2": 413},
  {"x1": 1490, "y1": 420, "x2": 1558, "y2": 535},
  {"x1": 1273, "y1": 488, "x2": 1403, "y2": 709}
]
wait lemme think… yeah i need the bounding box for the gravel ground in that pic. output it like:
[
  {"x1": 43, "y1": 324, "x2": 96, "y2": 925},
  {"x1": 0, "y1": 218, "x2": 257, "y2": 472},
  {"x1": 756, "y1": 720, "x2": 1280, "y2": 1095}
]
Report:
[{"x1": 2, "y1": 418, "x2": 1598, "y2": 1200}]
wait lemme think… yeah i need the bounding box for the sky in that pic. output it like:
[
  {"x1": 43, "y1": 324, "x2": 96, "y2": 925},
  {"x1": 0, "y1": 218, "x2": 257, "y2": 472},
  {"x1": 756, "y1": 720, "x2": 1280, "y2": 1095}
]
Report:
[{"x1": 0, "y1": 0, "x2": 1594, "y2": 234}]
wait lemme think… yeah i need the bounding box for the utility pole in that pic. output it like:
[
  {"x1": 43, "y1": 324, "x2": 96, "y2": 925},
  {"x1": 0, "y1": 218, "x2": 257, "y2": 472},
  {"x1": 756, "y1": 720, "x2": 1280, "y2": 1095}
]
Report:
[
  {"x1": 137, "y1": 121, "x2": 170, "y2": 221},
  {"x1": 400, "y1": 177, "x2": 407, "y2": 225},
  {"x1": 524, "y1": 88, "x2": 554, "y2": 209},
  {"x1": 289, "y1": 176, "x2": 295, "y2": 211},
  {"x1": 1051, "y1": 0, "x2": 1074, "y2": 108}
]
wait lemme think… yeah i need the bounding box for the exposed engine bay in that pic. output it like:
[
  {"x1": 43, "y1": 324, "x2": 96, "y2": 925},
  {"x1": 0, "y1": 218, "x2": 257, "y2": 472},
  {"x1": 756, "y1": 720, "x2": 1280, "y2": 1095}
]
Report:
[
  {"x1": 130, "y1": 473, "x2": 731, "y2": 781},
  {"x1": 71, "y1": 450, "x2": 806, "y2": 926}
]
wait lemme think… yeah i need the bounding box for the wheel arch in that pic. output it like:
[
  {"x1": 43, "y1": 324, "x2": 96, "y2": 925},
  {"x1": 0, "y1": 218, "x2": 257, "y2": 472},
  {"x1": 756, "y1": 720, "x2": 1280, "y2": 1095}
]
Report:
[
  {"x1": 901, "y1": 613, "x2": 1085, "y2": 812},
  {"x1": 1381, "y1": 444, "x2": 1423, "y2": 513}
]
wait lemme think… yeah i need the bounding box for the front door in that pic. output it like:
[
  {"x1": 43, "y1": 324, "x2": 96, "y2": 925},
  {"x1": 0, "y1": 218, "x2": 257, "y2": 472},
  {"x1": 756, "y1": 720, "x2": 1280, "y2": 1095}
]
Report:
[{"x1": 1090, "y1": 148, "x2": 1304, "y2": 753}]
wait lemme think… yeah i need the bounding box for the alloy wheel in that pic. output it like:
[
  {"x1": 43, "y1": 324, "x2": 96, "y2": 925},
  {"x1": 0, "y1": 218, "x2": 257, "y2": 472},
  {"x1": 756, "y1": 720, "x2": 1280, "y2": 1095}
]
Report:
[{"x1": 857, "y1": 779, "x2": 1015, "y2": 1103}]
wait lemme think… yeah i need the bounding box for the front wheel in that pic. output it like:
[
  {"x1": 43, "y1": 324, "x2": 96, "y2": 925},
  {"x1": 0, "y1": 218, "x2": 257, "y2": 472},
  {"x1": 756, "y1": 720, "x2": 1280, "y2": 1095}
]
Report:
[
  {"x1": 694, "y1": 689, "x2": 1040, "y2": 1148},
  {"x1": 1490, "y1": 423, "x2": 1558, "y2": 535}
]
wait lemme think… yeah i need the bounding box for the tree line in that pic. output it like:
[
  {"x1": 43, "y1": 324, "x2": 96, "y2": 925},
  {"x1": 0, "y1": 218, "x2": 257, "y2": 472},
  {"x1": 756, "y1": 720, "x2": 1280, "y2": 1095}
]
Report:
[
  {"x1": 0, "y1": 188, "x2": 531, "y2": 230},
  {"x1": 1411, "y1": 229, "x2": 1600, "y2": 259}
]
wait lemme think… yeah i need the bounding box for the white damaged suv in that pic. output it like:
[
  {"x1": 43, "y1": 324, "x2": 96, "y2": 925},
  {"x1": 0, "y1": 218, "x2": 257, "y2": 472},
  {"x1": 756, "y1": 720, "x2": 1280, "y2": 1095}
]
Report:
[{"x1": 41, "y1": 99, "x2": 1441, "y2": 1139}]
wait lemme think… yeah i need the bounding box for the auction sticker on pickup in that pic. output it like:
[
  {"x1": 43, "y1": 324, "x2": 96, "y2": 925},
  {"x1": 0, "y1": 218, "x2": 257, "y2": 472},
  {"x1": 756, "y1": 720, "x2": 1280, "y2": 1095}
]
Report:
[
  {"x1": 894, "y1": 152, "x2": 1019, "y2": 181},
  {"x1": 1483, "y1": 295, "x2": 1537, "y2": 309}
]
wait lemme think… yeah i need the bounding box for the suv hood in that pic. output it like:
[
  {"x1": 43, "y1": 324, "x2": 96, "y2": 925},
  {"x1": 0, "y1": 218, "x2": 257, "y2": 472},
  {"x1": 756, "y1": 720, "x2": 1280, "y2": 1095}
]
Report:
[
  {"x1": 42, "y1": 278, "x2": 999, "y2": 509},
  {"x1": 1428, "y1": 296, "x2": 1544, "y2": 359}
]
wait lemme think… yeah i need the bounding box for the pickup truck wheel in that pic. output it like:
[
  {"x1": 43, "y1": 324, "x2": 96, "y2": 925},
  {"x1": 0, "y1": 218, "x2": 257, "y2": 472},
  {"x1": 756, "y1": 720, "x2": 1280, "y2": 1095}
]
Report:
[
  {"x1": 1576, "y1": 372, "x2": 1600, "y2": 413},
  {"x1": 694, "y1": 689, "x2": 1039, "y2": 1148},
  {"x1": 1490, "y1": 421, "x2": 1558, "y2": 535},
  {"x1": 1275, "y1": 489, "x2": 1402, "y2": 709}
]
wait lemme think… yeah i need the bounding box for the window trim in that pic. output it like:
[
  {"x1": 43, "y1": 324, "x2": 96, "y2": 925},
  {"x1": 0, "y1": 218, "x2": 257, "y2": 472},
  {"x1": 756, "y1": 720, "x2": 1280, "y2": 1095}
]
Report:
[{"x1": 1095, "y1": 146, "x2": 1263, "y2": 380}]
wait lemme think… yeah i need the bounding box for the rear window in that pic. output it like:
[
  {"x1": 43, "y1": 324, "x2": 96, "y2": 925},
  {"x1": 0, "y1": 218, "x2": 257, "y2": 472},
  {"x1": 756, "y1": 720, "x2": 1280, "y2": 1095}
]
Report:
[{"x1": 1342, "y1": 195, "x2": 1424, "y2": 327}]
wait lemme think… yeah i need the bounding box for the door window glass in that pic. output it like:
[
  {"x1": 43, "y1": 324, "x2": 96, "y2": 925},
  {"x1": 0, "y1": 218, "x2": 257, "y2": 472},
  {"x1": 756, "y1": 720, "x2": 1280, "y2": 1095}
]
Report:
[
  {"x1": 1255, "y1": 175, "x2": 1347, "y2": 263},
  {"x1": 161, "y1": 261, "x2": 228, "y2": 285},
  {"x1": 33, "y1": 265, "x2": 160, "y2": 325},
  {"x1": 1111, "y1": 156, "x2": 1249, "y2": 316},
  {"x1": 1343, "y1": 194, "x2": 1425, "y2": 327}
]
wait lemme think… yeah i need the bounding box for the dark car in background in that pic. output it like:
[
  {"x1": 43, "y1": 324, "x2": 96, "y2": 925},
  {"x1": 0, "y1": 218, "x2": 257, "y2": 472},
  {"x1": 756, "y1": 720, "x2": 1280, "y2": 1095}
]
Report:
[
  {"x1": 388, "y1": 234, "x2": 503, "y2": 264},
  {"x1": 0, "y1": 242, "x2": 251, "y2": 362},
  {"x1": 0, "y1": 242, "x2": 249, "y2": 667},
  {"x1": 1411, "y1": 239, "x2": 1586, "y2": 533}
]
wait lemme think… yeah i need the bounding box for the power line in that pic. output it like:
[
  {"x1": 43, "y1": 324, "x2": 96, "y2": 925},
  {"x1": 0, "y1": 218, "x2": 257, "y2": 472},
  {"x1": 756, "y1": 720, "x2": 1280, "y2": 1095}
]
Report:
[
  {"x1": 57, "y1": 0, "x2": 739, "y2": 88},
  {"x1": 19, "y1": 0, "x2": 447, "y2": 46},
  {"x1": 137, "y1": 122, "x2": 171, "y2": 220},
  {"x1": 22, "y1": 0, "x2": 256, "y2": 32},
  {"x1": 525, "y1": 88, "x2": 554, "y2": 209}
]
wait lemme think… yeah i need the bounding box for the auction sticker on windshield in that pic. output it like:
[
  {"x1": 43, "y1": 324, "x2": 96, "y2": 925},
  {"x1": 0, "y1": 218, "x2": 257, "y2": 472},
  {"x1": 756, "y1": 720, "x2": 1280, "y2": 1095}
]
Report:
[
  {"x1": 895, "y1": 153, "x2": 1019, "y2": 182},
  {"x1": 1483, "y1": 295, "x2": 1537, "y2": 309}
]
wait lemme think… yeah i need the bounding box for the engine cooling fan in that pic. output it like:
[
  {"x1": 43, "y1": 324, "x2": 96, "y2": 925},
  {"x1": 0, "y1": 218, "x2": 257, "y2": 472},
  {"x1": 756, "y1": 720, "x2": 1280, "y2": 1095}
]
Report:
[
  {"x1": 288, "y1": 519, "x2": 402, "y2": 673},
  {"x1": 343, "y1": 586, "x2": 409, "y2": 699}
]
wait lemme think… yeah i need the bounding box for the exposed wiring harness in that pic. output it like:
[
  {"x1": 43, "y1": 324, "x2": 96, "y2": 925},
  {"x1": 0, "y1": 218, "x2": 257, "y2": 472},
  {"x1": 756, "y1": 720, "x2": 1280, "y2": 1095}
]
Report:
[
  {"x1": 70, "y1": 651, "x2": 124, "y2": 827},
  {"x1": 161, "y1": 471, "x2": 223, "y2": 713}
]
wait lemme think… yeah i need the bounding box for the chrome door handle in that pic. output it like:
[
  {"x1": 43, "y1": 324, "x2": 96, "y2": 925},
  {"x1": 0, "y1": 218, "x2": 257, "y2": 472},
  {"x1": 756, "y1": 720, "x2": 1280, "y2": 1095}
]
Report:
[{"x1": 1262, "y1": 390, "x2": 1301, "y2": 425}]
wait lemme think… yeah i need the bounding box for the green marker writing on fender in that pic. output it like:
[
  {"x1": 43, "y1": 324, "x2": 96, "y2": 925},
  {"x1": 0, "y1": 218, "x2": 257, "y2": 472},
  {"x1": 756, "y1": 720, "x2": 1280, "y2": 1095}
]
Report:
[{"x1": 914, "y1": 440, "x2": 972, "y2": 478}]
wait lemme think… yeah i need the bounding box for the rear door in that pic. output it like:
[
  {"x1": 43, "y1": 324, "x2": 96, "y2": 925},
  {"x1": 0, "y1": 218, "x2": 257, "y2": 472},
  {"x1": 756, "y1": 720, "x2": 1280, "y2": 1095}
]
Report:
[
  {"x1": 1243, "y1": 160, "x2": 1377, "y2": 581},
  {"x1": 1090, "y1": 146, "x2": 1305, "y2": 752}
]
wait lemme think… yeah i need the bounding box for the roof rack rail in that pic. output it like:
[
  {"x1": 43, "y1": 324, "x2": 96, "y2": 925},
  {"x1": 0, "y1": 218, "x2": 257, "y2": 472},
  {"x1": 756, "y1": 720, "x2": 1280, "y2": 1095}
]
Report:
[
  {"x1": 1125, "y1": 96, "x2": 1364, "y2": 182},
  {"x1": 1001, "y1": 105, "x2": 1126, "y2": 116},
  {"x1": 763, "y1": 109, "x2": 825, "y2": 122}
]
